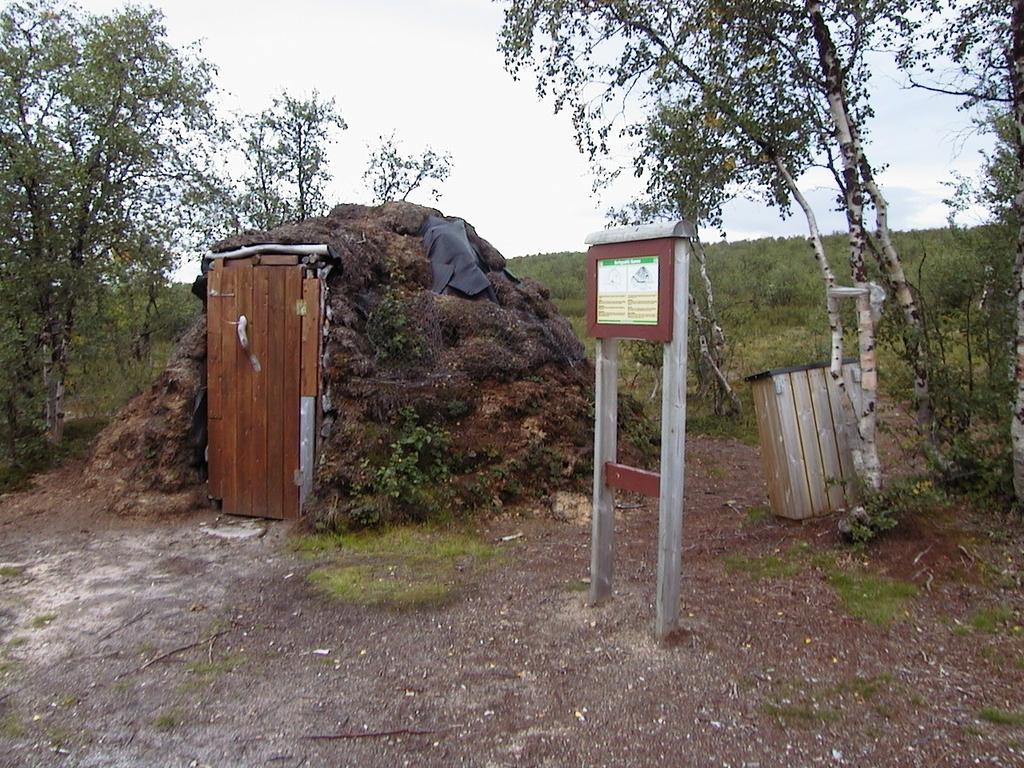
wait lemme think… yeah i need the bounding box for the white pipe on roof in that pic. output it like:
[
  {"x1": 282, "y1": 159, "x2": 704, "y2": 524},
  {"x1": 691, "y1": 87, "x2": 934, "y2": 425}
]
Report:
[{"x1": 208, "y1": 243, "x2": 331, "y2": 261}]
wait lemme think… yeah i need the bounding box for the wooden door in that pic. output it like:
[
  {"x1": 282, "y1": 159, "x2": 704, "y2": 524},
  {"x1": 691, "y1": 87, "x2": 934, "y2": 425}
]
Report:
[{"x1": 206, "y1": 261, "x2": 321, "y2": 519}]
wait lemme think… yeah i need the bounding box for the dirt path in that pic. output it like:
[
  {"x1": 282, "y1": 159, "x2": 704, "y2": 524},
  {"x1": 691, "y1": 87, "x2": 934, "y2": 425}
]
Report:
[{"x1": 1, "y1": 440, "x2": 1023, "y2": 767}]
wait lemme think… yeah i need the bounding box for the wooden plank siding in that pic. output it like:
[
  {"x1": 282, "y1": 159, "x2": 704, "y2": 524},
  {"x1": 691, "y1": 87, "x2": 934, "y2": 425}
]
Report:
[
  {"x1": 749, "y1": 364, "x2": 862, "y2": 520},
  {"x1": 206, "y1": 268, "x2": 223, "y2": 500},
  {"x1": 807, "y1": 366, "x2": 848, "y2": 510},
  {"x1": 789, "y1": 370, "x2": 829, "y2": 518},
  {"x1": 281, "y1": 267, "x2": 303, "y2": 520}
]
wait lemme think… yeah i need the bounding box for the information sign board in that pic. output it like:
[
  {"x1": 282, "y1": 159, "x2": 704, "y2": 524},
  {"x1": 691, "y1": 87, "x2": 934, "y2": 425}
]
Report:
[
  {"x1": 585, "y1": 238, "x2": 674, "y2": 342},
  {"x1": 596, "y1": 256, "x2": 659, "y2": 325}
]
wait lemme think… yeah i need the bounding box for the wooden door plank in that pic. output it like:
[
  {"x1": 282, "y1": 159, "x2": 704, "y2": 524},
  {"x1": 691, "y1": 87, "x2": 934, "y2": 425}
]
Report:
[
  {"x1": 300, "y1": 278, "x2": 321, "y2": 397},
  {"x1": 235, "y1": 265, "x2": 255, "y2": 517},
  {"x1": 265, "y1": 268, "x2": 286, "y2": 520},
  {"x1": 791, "y1": 370, "x2": 829, "y2": 516},
  {"x1": 751, "y1": 379, "x2": 782, "y2": 516},
  {"x1": 282, "y1": 266, "x2": 303, "y2": 519},
  {"x1": 207, "y1": 269, "x2": 223, "y2": 500},
  {"x1": 771, "y1": 374, "x2": 813, "y2": 520},
  {"x1": 219, "y1": 267, "x2": 238, "y2": 515},
  {"x1": 808, "y1": 367, "x2": 847, "y2": 511},
  {"x1": 251, "y1": 267, "x2": 271, "y2": 518}
]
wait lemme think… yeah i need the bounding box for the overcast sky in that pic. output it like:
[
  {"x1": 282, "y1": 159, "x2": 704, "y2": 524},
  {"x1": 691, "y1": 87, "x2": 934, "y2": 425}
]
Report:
[{"x1": 73, "y1": 0, "x2": 995, "y2": 280}]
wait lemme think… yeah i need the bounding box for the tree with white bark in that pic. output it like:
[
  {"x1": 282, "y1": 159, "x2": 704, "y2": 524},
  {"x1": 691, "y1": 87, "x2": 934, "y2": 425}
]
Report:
[
  {"x1": 500, "y1": 0, "x2": 947, "y2": 492},
  {"x1": 907, "y1": 0, "x2": 1024, "y2": 503}
]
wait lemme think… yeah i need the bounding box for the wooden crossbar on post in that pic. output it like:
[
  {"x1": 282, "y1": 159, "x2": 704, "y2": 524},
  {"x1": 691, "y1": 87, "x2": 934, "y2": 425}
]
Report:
[{"x1": 604, "y1": 463, "x2": 660, "y2": 497}]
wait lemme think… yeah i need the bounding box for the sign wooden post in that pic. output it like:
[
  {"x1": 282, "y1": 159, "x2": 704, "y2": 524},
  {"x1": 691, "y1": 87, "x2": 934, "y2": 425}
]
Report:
[{"x1": 584, "y1": 221, "x2": 694, "y2": 639}]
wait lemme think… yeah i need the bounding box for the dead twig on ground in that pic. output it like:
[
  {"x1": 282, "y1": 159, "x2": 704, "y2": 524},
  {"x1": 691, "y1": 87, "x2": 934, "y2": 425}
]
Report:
[
  {"x1": 97, "y1": 608, "x2": 152, "y2": 642},
  {"x1": 302, "y1": 724, "x2": 463, "y2": 741},
  {"x1": 912, "y1": 546, "x2": 933, "y2": 565},
  {"x1": 957, "y1": 545, "x2": 976, "y2": 567},
  {"x1": 122, "y1": 628, "x2": 231, "y2": 677}
]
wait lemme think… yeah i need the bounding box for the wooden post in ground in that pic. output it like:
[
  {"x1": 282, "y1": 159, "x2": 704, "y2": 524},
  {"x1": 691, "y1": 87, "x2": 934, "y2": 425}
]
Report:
[
  {"x1": 590, "y1": 337, "x2": 618, "y2": 605},
  {"x1": 655, "y1": 237, "x2": 692, "y2": 638}
]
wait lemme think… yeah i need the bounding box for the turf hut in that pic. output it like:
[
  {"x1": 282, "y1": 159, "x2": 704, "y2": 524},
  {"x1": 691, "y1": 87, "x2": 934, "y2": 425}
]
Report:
[{"x1": 89, "y1": 202, "x2": 598, "y2": 525}]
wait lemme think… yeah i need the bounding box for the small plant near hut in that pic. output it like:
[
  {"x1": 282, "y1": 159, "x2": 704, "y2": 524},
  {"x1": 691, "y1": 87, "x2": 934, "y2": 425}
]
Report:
[
  {"x1": 366, "y1": 292, "x2": 429, "y2": 364},
  {"x1": 352, "y1": 407, "x2": 456, "y2": 526}
]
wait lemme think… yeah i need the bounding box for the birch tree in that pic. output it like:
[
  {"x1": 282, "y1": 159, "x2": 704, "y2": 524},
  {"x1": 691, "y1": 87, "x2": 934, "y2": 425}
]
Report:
[
  {"x1": 911, "y1": 0, "x2": 1024, "y2": 501},
  {"x1": 0, "y1": 0, "x2": 219, "y2": 446},
  {"x1": 500, "y1": 0, "x2": 900, "y2": 490},
  {"x1": 363, "y1": 133, "x2": 453, "y2": 205},
  {"x1": 238, "y1": 91, "x2": 346, "y2": 229}
]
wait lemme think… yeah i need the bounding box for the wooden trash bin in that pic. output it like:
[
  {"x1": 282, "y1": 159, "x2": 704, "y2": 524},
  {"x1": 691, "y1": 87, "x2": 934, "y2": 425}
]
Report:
[{"x1": 745, "y1": 360, "x2": 862, "y2": 520}]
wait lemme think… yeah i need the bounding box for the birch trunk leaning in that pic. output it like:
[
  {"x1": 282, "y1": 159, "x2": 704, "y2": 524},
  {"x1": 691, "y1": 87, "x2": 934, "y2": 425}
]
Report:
[
  {"x1": 1010, "y1": 0, "x2": 1024, "y2": 503},
  {"x1": 772, "y1": 153, "x2": 869, "y2": 484},
  {"x1": 856, "y1": 141, "x2": 935, "y2": 439},
  {"x1": 689, "y1": 236, "x2": 740, "y2": 415},
  {"x1": 807, "y1": 0, "x2": 882, "y2": 492}
]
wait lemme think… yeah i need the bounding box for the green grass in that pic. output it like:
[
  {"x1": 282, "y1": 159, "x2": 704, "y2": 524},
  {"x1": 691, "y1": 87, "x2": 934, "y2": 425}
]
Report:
[
  {"x1": 299, "y1": 526, "x2": 498, "y2": 610},
  {"x1": 826, "y1": 570, "x2": 918, "y2": 626},
  {"x1": 724, "y1": 543, "x2": 809, "y2": 580},
  {"x1": 179, "y1": 654, "x2": 246, "y2": 690},
  {"x1": 0, "y1": 712, "x2": 25, "y2": 738},
  {"x1": 762, "y1": 701, "x2": 841, "y2": 726},
  {"x1": 744, "y1": 505, "x2": 773, "y2": 525},
  {"x1": 722, "y1": 542, "x2": 917, "y2": 626},
  {"x1": 0, "y1": 565, "x2": 24, "y2": 579},
  {"x1": 978, "y1": 708, "x2": 1024, "y2": 727},
  {"x1": 761, "y1": 673, "x2": 898, "y2": 728},
  {"x1": 153, "y1": 707, "x2": 185, "y2": 731},
  {"x1": 965, "y1": 604, "x2": 1016, "y2": 634},
  {"x1": 30, "y1": 613, "x2": 57, "y2": 629}
]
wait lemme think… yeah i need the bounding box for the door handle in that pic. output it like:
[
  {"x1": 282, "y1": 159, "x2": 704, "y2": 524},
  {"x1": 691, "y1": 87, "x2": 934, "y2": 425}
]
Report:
[{"x1": 234, "y1": 315, "x2": 262, "y2": 373}]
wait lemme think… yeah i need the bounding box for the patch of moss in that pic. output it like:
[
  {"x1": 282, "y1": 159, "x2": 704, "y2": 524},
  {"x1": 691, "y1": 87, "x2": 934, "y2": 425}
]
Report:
[
  {"x1": 826, "y1": 570, "x2": 917, "y2": 626},
  {"x1": 304, "y1": 526, "x2": 498, "y2": 610},
  {"x1": 761, "y1": 701, "x2": 841, "y2": 726},
  {"x1": 744, "y1": 505, "x2": 772, "y2": 526},
  {"x1": 179, "y1": 654, "x2": 246, "y2": 690},
  {"x1": 153, "y1": 707, "x2": 184, "y2": 731},
  {"x1": 30, "y1": 613, "x2": 57, "y2": 629},
  {"x1": 966, "y1": 605, "x2": 1016, "y2": 634},
  {"x1": 0, "y1": 566, "x2": 24, "y2": 579},
  {"x1": 0, "y1": 712, "x2": 25, "y2": 738},
  {"x1": 724, "y1": 543, "x2": 809, "y2": 580},
  {"x1": 978, "y1": 708, "x2": 1024, "y2": 727}
]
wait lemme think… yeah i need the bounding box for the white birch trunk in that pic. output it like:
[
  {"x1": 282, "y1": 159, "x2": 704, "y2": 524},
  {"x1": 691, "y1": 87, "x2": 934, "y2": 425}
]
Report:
[
  {"x1": 858, "y1": 149, "x2": 934, "y2": 437},
  {"x1": 689, "y1": 291, "x2": 739, "y2": 414},
  {"x1": 773, "y1": 153, "x2": 868, "y2": 484},
  {"x1": 807, "y1": 0, "x2": 882, "y2": 491},
  {"x1": 1009, "y1": 0, "x2": 1024, "y2": 501}
]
